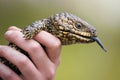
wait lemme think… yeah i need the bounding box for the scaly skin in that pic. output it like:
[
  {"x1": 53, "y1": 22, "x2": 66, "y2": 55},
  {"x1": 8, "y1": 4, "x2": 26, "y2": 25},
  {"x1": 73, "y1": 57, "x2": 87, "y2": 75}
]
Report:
[{"x1": 0, "y1": 12, "x2": 106, "y2": 76}]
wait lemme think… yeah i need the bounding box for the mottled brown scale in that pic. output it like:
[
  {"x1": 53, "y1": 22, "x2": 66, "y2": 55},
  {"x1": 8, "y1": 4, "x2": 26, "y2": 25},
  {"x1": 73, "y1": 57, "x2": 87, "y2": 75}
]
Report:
[{"x1": 0, "y1": 12, "x2": 106, "y2": 79}]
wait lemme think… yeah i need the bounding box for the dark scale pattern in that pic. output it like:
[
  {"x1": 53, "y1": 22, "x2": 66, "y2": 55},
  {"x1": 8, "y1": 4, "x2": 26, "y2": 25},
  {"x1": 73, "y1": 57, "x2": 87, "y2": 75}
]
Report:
[{"x1": 0, "y1": 12, "x2": 106, "y2": 80}]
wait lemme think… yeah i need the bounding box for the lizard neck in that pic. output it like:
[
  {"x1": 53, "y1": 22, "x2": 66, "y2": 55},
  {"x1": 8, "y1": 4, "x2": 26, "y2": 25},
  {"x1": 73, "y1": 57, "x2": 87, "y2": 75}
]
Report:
[{"x1": 41, "y1": 18, "x2": 57, "y2": 33}]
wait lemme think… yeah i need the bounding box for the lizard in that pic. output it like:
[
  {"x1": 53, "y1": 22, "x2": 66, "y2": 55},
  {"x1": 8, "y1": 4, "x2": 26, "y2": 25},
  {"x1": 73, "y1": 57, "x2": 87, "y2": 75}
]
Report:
[{"x1": 0, "y1": 12, "x2": 107, "y2": 79}]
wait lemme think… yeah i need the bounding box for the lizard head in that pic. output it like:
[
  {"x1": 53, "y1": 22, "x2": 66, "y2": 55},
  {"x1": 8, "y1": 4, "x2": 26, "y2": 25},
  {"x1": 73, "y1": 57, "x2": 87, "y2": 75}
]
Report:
[{"x1": 51, "y1": 12, "x2": 107, "y2": 52}]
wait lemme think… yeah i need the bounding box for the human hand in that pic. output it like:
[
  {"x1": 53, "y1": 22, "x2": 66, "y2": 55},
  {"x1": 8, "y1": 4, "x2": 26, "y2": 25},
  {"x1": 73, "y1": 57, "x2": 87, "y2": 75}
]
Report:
[{"x1": 0, "y1": 26, "x2": 61, "y2": 80}]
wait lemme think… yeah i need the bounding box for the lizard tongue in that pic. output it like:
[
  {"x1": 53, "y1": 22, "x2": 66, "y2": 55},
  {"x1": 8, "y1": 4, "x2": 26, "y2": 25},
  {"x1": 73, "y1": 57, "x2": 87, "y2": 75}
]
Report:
[{"x1": 92, "y1": 37, "x2": 107, "y2": 52}]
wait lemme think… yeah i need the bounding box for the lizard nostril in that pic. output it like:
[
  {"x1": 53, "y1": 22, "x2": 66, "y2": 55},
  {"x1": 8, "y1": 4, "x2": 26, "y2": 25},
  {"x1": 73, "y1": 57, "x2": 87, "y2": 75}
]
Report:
[
  {"x1": 91, "y1": 29, "x2": 96, "y2": 34},
  {"x1": 92, "y1": 31, "x2": 95, "y2": 34}
]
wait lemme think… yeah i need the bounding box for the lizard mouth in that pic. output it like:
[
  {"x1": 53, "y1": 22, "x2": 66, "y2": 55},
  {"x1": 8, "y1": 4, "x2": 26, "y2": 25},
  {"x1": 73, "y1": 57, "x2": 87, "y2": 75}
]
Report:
[
  {"x1": 60, "y1": 30, "x2": 107, "y2": 52},
  {"x1": 73, "y1": 32, "x2": 107, "y2": 52}
]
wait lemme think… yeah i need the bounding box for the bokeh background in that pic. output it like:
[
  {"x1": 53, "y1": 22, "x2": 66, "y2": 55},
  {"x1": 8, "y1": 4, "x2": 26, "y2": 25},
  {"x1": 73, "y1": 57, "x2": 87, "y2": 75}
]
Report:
[{"x1": 0, "y1": 0, "x2": 120, "y2": 80}]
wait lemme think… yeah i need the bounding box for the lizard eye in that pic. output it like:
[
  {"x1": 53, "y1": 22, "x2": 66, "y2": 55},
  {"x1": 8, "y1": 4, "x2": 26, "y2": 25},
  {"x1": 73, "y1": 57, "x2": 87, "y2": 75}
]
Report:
[{"x1": 75, "y1": 23, "x2": 82, "y2": 29}]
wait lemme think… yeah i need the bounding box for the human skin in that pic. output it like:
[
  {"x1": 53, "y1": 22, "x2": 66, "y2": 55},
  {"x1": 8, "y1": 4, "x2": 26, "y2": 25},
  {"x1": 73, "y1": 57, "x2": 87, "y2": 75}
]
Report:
[{"x1": 0, "y1": 26, "x2": 61, "y2": 80}]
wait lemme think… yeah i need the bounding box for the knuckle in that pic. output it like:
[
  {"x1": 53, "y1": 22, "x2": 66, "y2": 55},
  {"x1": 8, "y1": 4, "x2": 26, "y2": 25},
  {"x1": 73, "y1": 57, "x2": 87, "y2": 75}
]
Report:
[
  {"x1": 46, "y1": 68, "x2": 56, "y2": 79},
  {"x1": 52, "y1": 39, "x2": 61, "y2": 48},
  {"x1": 56, "y1": 58, "x2": 61, "y2": 66},
  {"x1": 0, "y1": 46, "x2": 3, "y2": 53},
  {"x1": 0, "y1": 46, "x2": 9, "y2": 55},
  {"x1": 3, "y1": 72, "x2": 14, "y2": 80},
  {"x1": 17, "y1": 56, "x2": 29, "y2": 66},
  {"x1": 29, "y1": 42, "x2": 40, "y2": 51}
]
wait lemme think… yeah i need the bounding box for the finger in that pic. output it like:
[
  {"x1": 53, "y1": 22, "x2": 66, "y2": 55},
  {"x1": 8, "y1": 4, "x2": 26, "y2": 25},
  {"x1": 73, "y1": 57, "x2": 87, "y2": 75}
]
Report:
[
  {"x1": 5, "y1": 30, "x2": 54, "y2": 72},
  {"x1": 34, "y1": 31, "x2": 62, "y2": 64},
  {"x1": 0, "y1": 63, "x2": 22, "y2": 80},
  {"x1": 0, "y1": 46, "x2": 41, "y2": 80}
]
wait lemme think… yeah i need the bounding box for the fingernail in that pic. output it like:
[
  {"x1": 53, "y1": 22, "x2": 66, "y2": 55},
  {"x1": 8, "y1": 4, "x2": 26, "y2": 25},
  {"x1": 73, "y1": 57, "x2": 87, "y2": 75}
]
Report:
[
  {"x1": 5, "y1": 31, "x2": 13, "y2": 36},
  {"x1": 8, "y1": 26, "x2": 21, "y2": 31},
  {"x1": 4, "y1": 31, "x2": 13, "y2": 40},
  {"x1": 8, "y1": 26, "x2": 17, "y2": 30}
]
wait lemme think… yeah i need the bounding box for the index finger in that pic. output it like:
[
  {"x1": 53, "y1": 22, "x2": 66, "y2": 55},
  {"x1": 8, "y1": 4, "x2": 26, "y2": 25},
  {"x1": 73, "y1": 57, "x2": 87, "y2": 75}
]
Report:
[{"x1": 34, "y1": 31, "x2": 62, "y2": 64}]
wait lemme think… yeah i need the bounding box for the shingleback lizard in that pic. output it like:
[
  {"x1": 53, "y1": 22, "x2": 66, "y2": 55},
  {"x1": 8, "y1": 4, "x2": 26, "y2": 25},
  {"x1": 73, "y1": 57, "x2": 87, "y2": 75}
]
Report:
[{"x1": 0, "y1": 12, "x2": 107, "y2": 78}]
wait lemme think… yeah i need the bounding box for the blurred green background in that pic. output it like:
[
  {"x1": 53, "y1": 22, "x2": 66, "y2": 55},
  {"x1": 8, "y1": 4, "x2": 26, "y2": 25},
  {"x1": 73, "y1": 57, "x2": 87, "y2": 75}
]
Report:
[{"x1": 0, "y1": 0, "x2": 120, "y2": 80}]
